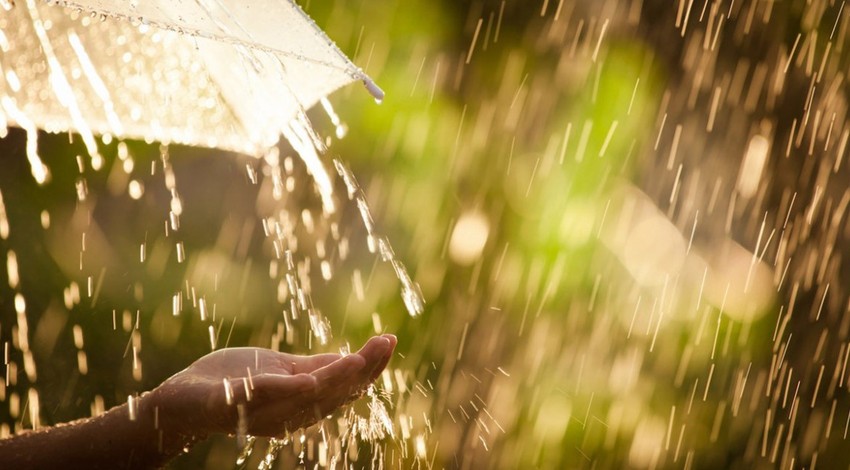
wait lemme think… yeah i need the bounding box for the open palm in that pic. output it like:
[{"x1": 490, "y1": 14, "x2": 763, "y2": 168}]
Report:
[{"x1": 151, "y1": 335, "x2": 397, "y2": 438}]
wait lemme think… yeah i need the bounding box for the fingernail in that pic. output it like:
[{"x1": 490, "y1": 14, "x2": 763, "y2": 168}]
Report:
[{"x1": 381, "y1": 335, "x2": 397, "y2": 354}]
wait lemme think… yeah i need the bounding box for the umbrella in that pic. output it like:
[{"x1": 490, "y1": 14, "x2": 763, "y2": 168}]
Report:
[
  {"x1": 0, "y1": 0, "x2": 382, "y2": 210},
  {"x1": 0, "y1": 0, "x2": 424, "y2": 449}
]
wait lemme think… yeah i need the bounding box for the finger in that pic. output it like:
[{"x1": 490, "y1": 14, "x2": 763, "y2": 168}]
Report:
[
  {"x1": 255, "y1": 372, "x2": 317, "y2": 393},
  {"x1": 382, "y1": 333, "x2": 398, "y2": 349},
  {"x1": 239, "y1": 375, "x2": 320, "y2": 436},
  {"x1": 288, "y1": 353, "x2": 343, "y2": 375},
  {"x1": 355, "y1": 336, "x2": 392, "y2": 370},
  {"x1": 368, "y1": 336, "x2": 397, "y2": 381},
  {"x1": 231, "y1": 373, "x2": 317, "y2": 403},
  {"x1": 312, "y1": 337, "x2": 392, "y2": 408},
  {"x1": 297, "y1": 337, "x2": 394, "y2": 424},
  {"x1": 355, "y1": 336, "x2": 393, "y2": 381},
  {"x1": 303, "y1": 355, "x2": 368, "y2": 422},
  {"x1": 311, "y1": 353, "x2": 366, "y2": 390}
]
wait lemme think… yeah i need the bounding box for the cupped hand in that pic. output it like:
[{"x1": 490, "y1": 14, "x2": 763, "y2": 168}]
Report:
[{"x1": 150, "y1": 334, "x2": 397, "y2": 438}]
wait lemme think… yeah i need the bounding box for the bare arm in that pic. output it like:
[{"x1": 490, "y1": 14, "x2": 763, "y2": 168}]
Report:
[
  {"x1": 0, "y1": 393, "x2": 190, "y2": 469},
  {"x1": 0, "y1": 335, "x2": 397, "y2": 469}
]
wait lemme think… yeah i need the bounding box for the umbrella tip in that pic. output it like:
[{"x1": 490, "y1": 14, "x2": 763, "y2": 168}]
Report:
[{"x1": 363, "y1": 78, "x2": 385, "y2": 104}]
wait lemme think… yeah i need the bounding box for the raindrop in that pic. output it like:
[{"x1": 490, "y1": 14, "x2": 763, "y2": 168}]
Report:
[
  {"x1": 75, "y1": 178, "x2": 88, "y2": 201},
  {"x1": 176, "y1": 242, "x2": 185, "y2": 263}
]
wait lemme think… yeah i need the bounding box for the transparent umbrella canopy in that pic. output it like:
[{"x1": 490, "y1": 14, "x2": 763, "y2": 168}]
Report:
[{"x1": 0, "y1": 0, "x2": 381, "y2": 205}]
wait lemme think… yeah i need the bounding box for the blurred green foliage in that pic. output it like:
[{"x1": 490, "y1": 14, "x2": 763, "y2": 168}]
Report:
[{"x1": 3, "y1": 0, "x2": 847, "y2": 469}]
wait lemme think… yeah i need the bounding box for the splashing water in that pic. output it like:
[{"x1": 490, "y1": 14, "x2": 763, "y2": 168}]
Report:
[
  {"x1": 257, "y1": 436, "x2": 287, "y2": 470},
  {"x1": 343, "y1": 385, "x2": 395, "y2": 443},
  {"x1": 235, "y1": 435, "x2": 257, "y2": 465}
]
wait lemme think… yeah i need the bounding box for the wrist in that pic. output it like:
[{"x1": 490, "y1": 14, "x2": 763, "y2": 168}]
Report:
[{"x1": 142, "y1": 388, "x2": 208, "y2": 456}]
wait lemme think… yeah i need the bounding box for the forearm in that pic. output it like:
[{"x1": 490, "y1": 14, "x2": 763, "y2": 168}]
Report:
[{"x1": 0, "y1": 393, "x2": 202, "y2": 469}]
